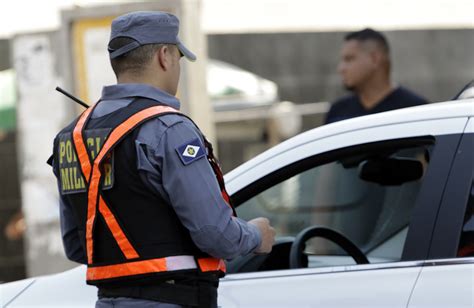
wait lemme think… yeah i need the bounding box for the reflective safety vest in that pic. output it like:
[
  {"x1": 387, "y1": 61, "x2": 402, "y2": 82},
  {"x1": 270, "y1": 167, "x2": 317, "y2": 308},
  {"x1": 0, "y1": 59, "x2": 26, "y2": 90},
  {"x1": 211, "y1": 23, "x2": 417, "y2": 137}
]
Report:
[{"x1": 53, "y1": 98, "x2": 233, "y2": 287}]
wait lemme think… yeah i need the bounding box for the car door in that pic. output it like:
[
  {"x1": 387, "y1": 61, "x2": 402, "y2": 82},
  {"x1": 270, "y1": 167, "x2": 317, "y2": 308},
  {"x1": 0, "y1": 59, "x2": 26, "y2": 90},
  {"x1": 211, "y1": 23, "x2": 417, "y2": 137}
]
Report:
[
  {"x1": 408, "y1": 118, "x2": 474, "y2": 308},
  {"x1": 219, "y1": 115, "x2": 468, "y2": 307}
]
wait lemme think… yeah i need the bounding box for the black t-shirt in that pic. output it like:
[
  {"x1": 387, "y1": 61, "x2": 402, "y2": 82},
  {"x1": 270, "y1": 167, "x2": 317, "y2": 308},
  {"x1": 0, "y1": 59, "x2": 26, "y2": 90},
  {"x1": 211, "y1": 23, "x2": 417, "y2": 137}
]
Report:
[{"x1": 325, "y1": 86, "x2": 429, "y2": 124}]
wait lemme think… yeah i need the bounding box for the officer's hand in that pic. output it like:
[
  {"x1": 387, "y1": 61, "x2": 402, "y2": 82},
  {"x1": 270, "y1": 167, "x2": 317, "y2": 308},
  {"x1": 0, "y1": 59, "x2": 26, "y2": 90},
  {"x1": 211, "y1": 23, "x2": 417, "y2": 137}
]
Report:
[{"x1": 248, "y1": 217, "x2": 276, "y2": 254}]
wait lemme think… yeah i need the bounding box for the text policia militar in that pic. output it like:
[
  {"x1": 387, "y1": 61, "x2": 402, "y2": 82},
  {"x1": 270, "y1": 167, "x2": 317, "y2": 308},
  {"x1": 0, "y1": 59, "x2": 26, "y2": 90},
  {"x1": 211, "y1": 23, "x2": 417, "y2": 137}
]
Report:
[{"x1": 57, "y1": 129, "x2": 114, "y2": 194}]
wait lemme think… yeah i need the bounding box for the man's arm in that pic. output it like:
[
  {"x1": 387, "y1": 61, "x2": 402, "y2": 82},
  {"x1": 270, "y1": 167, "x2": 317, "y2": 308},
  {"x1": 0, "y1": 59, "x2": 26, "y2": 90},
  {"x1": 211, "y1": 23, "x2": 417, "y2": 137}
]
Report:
[
  {"x1": 52, "y1": 158, "x2": 87, "y2": 264},
  {"x1": 59, "y1": 196, "x2": 87, "y2": 264},
  {"x1": 136, "y1": 116, "x2": 274, "y2": 259}
]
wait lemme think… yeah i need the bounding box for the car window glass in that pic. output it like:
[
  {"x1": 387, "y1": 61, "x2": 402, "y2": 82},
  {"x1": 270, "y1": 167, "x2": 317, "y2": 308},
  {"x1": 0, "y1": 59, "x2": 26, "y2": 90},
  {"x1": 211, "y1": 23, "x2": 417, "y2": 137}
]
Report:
[
  {"x1": 237, "y1": 144, "x2": 432, "y2": 265},
  {"x1": 457, "y1": 184, "x2": 474, "y2": 257}
]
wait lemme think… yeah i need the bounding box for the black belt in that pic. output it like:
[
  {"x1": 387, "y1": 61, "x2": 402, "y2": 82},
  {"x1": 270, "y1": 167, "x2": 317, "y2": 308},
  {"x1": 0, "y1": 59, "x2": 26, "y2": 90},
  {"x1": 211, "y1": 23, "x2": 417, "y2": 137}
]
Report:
[{"x1": 98, "y1": 279, "x2": 218, "y2": 307}]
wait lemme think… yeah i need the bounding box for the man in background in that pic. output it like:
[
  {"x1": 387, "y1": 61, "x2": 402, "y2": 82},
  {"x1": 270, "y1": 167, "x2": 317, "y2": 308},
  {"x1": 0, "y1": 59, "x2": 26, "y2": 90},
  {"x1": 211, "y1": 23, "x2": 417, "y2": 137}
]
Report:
[{"x1": 325, "y1": 28, "x2": 429, "y2": 124}]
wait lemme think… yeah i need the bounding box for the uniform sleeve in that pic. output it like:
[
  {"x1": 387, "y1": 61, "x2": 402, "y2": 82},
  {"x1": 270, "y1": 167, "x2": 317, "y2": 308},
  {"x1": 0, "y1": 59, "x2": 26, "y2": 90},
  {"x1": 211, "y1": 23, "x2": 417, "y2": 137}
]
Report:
[
  {"x1": 59, "y1": 195, "x2": 87, "y2": 264},
  {"x1": 52, "y1": 156, "x2": 87, "y2": 264},
  {"x1": 147, "y1": 120, "x2": 261, "y2": 260}
]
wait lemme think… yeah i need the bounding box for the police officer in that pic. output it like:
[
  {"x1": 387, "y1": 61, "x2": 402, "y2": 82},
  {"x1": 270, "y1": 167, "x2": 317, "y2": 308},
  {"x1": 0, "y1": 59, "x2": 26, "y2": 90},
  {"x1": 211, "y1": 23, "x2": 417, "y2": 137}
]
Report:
[{"x1": 50, "y1": 11, "x2": 275, "y2": 308}]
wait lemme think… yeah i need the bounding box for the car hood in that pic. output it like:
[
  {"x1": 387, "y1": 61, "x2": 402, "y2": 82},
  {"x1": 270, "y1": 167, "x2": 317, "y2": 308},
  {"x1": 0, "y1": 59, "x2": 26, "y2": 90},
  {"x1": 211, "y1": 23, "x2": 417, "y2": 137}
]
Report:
[
  {"x1": 1, "y1": 277, "x2": 36, "y2": 307},
  {"x1": 0, "y1": 266, "x2": 96, "y2": 307}
]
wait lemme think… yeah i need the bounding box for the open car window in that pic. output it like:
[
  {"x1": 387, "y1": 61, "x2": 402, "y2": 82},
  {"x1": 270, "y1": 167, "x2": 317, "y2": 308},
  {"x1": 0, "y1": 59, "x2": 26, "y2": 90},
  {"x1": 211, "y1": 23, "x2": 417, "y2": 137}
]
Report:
[{"x1": 237, "y1": 141, "x2": 433, "y2": 266}]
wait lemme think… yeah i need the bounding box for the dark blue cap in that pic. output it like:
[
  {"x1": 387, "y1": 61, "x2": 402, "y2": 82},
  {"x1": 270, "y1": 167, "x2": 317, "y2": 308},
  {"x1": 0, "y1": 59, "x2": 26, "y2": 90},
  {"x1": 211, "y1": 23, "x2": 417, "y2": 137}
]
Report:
[{"x1": 108, "y1": 11, "x2": 196, "y2": 61}]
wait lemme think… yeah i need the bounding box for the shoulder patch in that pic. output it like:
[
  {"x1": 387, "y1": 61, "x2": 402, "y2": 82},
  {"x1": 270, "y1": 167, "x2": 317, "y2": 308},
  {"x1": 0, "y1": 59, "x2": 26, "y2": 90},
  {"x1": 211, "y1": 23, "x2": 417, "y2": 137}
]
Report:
[{"x1": 176, "y1": 137, "x2": 206, "y2": 165}]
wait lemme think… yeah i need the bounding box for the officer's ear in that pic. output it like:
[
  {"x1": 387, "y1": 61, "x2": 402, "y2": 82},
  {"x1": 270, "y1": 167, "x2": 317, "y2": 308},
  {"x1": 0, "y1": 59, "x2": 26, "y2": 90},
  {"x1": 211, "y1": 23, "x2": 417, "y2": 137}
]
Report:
[{"x1": 157, "y1": 45, "x2": 172, "y2": 71}]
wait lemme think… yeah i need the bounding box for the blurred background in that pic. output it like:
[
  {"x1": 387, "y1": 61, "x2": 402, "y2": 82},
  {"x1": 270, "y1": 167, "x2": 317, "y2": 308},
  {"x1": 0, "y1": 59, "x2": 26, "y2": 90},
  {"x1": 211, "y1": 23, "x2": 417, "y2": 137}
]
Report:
[{"x1": 0, "y1": 0, "x2": 473, "y2": 283}]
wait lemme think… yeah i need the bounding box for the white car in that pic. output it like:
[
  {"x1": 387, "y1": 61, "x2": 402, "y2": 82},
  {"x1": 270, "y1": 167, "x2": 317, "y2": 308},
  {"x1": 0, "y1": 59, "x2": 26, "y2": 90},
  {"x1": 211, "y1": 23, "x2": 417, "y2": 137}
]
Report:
[
  {"x1": 2, "y1": 99, "x2": 474, "y2": 307},
  {"x1": 207, "y1": 60, "x2": 279, "y2": 112}
]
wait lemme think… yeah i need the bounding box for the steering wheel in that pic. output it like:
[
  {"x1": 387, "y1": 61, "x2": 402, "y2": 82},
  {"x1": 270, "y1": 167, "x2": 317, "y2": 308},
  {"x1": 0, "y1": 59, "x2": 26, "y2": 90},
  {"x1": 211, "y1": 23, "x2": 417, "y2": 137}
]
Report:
[{"x1": 289, "y1": 226, "x2": 369, "y2": 268}]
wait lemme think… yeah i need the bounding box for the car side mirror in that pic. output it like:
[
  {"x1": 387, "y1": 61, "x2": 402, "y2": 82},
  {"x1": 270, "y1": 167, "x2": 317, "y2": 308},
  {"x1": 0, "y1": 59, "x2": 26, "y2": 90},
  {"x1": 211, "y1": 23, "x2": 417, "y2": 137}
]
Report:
[{"x1": 358, "y1": 157, "x2": 423, "y2": 186}]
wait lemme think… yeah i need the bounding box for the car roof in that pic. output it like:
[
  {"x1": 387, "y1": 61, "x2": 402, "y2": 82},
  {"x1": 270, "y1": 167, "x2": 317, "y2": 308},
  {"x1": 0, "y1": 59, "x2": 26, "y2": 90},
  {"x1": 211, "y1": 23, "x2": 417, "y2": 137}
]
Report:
[{"x1": 225, "y1": 99, "x2": 474, "y2": 185}]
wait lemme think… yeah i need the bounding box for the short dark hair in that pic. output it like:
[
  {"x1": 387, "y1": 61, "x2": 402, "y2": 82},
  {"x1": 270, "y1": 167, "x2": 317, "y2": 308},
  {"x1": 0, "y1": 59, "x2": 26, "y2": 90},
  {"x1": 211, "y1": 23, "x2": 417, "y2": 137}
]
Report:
[
  {"x1": 109, "y1": 37, "x2": 165, "y2": 77},
  {"x1": 345, "y1": 28, "x2": 390, "y2": 54}
]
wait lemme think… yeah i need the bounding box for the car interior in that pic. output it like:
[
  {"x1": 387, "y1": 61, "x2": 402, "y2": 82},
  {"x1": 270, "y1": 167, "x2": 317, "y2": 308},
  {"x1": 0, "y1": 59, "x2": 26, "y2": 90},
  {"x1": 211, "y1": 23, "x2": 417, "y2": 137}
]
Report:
[{"x1": 227, "y1": 139, "x2": 433, "y2": 274}]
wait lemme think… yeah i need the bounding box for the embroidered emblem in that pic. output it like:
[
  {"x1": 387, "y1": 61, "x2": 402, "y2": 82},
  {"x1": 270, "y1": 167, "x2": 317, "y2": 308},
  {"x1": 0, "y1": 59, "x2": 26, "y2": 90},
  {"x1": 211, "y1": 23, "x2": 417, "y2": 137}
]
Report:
[
  {"x1": 176, "y1": 138, "x2": 206, "y2": 165},
  {"x1": 183, "y1": 145, "x2": 199, "y2": 158}
]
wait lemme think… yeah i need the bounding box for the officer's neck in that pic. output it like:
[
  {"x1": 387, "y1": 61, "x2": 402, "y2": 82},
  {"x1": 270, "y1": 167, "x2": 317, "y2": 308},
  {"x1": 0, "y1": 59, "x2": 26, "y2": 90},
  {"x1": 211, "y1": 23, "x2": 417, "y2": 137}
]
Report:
[{"x1": 117, "y1": 71, "x2": 169, "y2": 93}]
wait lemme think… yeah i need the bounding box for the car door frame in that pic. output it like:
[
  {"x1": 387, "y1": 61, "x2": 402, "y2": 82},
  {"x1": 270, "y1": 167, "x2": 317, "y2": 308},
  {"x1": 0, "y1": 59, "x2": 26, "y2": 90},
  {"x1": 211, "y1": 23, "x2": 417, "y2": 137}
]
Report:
[
  {"x1": 407, "y1": 120, "x2": 474, "y2": 308},
  {"x1": 428, "y1": 118, "x2": 474, "y2": 259}
]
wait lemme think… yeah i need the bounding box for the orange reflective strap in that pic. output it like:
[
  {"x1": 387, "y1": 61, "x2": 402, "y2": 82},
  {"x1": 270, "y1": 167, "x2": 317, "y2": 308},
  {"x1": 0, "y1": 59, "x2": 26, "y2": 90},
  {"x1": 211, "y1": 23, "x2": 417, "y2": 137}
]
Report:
[
  {"x1": 87, "y1": 255, "x2": 198, "y2": 281},
  {"x1": 72, "y1": 107, "x2": 94, "y2": 183},
  {"x1": 72, "y1": 104, "x2": 226, "y2": 277},
  {"x1": 72, "y1": 107, "x2": 96, "y2": 264},
  {"x1": 87, "y1": 258, "x2": 167, "y2": 281},
  {"x1": 93, "y1": 106, "x2": 178, "y2": 165},
  {"x1": 98, "y1": 196, "x2": 139, "y2": 259},
  {"x1": 197, "y1": 257, "x2": 226, "y2": 273},
  {"x1": 85, "y1": 105, "x2": 178, "y2": 263},
  {"x1": 86, "y1": 163, "x2": 102, "y2": 263}
]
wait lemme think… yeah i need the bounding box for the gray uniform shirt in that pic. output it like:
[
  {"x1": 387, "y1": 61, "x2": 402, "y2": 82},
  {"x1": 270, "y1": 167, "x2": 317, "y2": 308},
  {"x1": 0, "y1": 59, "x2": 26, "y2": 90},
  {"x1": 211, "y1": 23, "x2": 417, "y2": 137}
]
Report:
[{"x1": 58, "y1": 83, "x2": 261, "y2": 265}]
